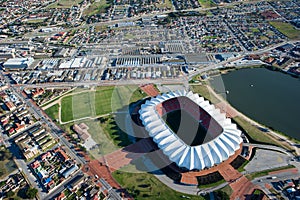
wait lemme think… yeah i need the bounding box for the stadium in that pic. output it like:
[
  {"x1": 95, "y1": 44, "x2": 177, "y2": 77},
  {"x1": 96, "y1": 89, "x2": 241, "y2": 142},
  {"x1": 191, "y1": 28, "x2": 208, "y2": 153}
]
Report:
[{"x1": 139, "y1": 90, "x2": 243, "y2": 171}]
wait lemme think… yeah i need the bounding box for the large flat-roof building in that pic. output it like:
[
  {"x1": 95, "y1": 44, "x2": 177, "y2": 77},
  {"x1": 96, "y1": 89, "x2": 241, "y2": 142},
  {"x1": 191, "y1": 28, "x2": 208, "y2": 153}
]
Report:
[{"x1": 3, "y1": 57, "x2": 34, "y2": 70}]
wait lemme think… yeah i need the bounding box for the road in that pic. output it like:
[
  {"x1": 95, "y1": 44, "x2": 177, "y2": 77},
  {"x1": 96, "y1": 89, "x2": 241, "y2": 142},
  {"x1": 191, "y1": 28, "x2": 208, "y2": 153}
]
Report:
[
  {"x1": 252, "y1": 169, "x2": 300, "y2": 200},
  {"x1": 0, "y1": 71, "x2": 86, "y2": 199},
  {"x1": 243, "y1": 143, "x2": 294, "y2": 157},
  {"x1": 44, "y1": 171, "x2": 83, "y2": 200}
]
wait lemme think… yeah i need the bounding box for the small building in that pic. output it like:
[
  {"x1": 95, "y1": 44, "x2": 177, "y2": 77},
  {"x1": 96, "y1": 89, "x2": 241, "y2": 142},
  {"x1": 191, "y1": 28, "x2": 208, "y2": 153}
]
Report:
[
  {"x1": 32, "y1": 88, "x2": 45, "y2": 98},
  {"x1": 62, "y1": 165, "x2": 79, "y2": 179},
  {"x1": 69, "y1": 174, "x2": 85, "y2": 191},
  {"x1": 53, "y1": 48, "x2": 68, "y2": 58},
  {"x1": 54, "y1": 148, "x2": 69, "y2": 162},
  {"x1": 73, "y1": 123, "x2": 91, "y2": 142},
  {"x1": 5, "y1": 101, "x2": 16, "y2": 111}
]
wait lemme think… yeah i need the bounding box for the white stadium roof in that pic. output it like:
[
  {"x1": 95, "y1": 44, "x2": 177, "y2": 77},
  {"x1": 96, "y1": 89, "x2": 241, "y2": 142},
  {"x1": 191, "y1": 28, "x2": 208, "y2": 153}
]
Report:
[{"x1": 139, "y1": 90, "x2": 243, "y2": 171}]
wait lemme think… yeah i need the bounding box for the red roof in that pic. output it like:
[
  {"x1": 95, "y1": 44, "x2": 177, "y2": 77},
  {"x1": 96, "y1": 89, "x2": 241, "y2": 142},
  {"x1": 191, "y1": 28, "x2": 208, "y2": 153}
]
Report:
[
  {"x1": 31, "y1": 160, "x2": 40, "y2": 169},
  {"x1": 5, "y1": 101, "x2": 15, "y2": 110},
  {"x1": 55, "y1": 192, "x2": 65, "y2": 200},
  {"x1": 54, "y1": 148, "x2": 69, "y2": 162}
]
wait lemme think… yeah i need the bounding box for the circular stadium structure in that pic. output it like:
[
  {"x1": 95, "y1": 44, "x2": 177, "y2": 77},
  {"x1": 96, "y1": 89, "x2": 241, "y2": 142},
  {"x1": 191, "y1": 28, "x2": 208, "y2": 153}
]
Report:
[{"x1": 139, "y1": 90, "x2": 243, "y2": 171}]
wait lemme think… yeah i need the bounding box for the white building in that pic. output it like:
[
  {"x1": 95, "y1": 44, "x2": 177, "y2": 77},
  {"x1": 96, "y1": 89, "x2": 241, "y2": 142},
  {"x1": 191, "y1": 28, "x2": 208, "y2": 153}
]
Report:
[
  {"x1": 139, "y1": 90, "x2": 243, "y2": 171},
  {"x1": 3, "y1": 57, "x2": 34, "y2": 70}
]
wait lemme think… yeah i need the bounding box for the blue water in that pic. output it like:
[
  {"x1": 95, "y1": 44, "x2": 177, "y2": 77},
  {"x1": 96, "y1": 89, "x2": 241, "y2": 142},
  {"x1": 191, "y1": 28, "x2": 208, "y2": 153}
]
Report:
[{"x1": 210, "y1": 67, "x2": 300, "y2": 140}]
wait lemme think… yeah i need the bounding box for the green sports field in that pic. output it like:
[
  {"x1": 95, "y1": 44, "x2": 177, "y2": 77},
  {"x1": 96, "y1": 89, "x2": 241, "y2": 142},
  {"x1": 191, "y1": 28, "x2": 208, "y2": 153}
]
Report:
[{"x1": 60, "y1": 86, "x2": 146, "y2": 123}]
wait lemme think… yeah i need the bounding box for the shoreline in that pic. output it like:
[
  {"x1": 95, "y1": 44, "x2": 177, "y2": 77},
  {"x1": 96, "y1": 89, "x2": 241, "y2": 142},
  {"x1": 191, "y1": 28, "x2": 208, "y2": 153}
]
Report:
[
  {"x1": 202, "y1": 82, "x2": 300, "y2": 155},
  {"x1": 208, "y1": 64, "x2": 300, "y2": 79},
  {"x1": 201, "y1": 66, "x2": 300, "y2": 144}
]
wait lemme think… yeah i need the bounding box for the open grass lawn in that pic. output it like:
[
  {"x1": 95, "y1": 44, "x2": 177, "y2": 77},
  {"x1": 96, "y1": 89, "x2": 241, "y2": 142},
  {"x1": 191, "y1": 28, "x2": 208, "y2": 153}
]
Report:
[
  {"x1": 26, "y1": 19, "x2": 45, "y2": 24},
  {"x1": 156, "y1": 0, "x2": 173, "y2": 9},
  {"x1": 47, "y1": 0, "x2": 83, "y2": 8},
  {"x1": 60, "y1": 86, "x2": 146, "y2": 122},
  {"x1": 233, "y1": 116, "x2": 283, "y2": 147},
  {"x1": 190, "y1": 83, "x2": 220, "y2": 104},
  {"x1": 269, "y1": 21, "x2": 300, "y2": 40},
  {"x1": 0, "y1": 146, "x2": 17, "y2": 179},
  {"x1": 44, "y1": 104, "x2": 59, "y2": 121},
  {"x1": 198, "y1": 0, "x2": 216, "y2": 8},
  {"x1": 83, "y1": 0, "x2": 111, "y2": 16},
  {"x1": 112, "y1": 171, "x2": 203, "y2": 200},
  {"x1": 99, "y1": 114, "x2": 132, "y2": 148},
  {"x1": 61, "y1": 95, "x2": 74, "y2": 122},
  {"x1": 95, "y1": 87, "x2": 114, "y2": 115},
  {"x1": 78, "y1": 119, "x2": 118, "y2": 157}
]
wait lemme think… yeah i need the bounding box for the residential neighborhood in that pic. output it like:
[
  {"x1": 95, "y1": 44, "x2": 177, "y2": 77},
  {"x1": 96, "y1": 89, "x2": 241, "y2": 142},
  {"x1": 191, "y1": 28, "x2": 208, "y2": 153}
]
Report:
[{"x1": 0, "y1": 0, "x2": 299, "y2": 199}]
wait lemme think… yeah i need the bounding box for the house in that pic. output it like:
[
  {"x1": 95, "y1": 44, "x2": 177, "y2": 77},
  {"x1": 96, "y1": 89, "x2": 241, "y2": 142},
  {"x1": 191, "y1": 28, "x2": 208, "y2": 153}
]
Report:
[
  {"x1": 55, "y1": 192, "x2": 66, "y2": 200},
  {"x1": 5, "y1": 101, "x2": 16, "y2": 111},
  {"x1": 54, "y1": 147, "x2": 69, "y2": 162},
  {"x1": 31, "y1": 160, "x2": 40, "y2": 169},
  {"x1": 264, "y1": 57, "x2": 275, "y2": 64},
  {"x1": 15, "y1": 123, "x2": 25, "y2": 133},
  {"x1": 41, "y1": 151, "x2": 52, "y2": 161},
  {"x1": 73, "y1": 123, "x2": 91, "y2": 142},
  {"x1": 32, "y1": 88, "x2": 44, "y2": 98}
]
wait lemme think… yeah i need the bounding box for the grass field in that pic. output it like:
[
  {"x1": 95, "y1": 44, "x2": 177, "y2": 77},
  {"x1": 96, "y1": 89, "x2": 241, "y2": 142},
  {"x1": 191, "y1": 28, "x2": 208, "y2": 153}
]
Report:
[
  {"x1": 163, "y1": 110, "x2": 209, "y2": 146},
  {"x1": 99, "y1": 114, "x2": 132, "y2": 148},
  {"x1": 63, "y1": 118, "x2": 119, "y2": 158},
  {"x1": 61, "y1": 95, "x2": 74, "y2": 122},
  {"x1": 190, "y1": 83, "x2": 221, "y2": 104},
  {"x1": 112, "y1": 171, "x2": 203, "y2": 200},
  {"x1": 47, "y1": 0, "x2": 83, "y2": 9},
  {"x1": 60, "y1": 86, "x2": 146, "y2": 122},
  {"x1": 83, "y1": 0, "x2": 111, "y2": 16},
  {"x1": 269, "y1": 21, "x2": 300, "y2": 40},
  {"x1": 198, "y1": 0, "x2": 216, "y2": 8},
  {"x1": 44, "y1": 104, "x2": 59, "y2": 121},
  {"x1": 233, "y1": 116, "x2": 283, "y2": 147},
  {"x1": 156, "y1": 0, "x2": 173, "y2": 9},
  {"x1": 0, "y1": 146, "x2": 17, "y2": 179}
]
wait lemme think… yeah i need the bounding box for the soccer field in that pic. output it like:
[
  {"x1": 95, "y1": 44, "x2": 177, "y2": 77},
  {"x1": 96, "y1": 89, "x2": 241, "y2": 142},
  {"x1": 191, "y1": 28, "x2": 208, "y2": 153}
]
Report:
[
  {"x1": 60, "y1": 86, "x2": 146, "y2": 123},
  {"x1": 163, "y1": 110, "x2": 209, "y2": 146}
]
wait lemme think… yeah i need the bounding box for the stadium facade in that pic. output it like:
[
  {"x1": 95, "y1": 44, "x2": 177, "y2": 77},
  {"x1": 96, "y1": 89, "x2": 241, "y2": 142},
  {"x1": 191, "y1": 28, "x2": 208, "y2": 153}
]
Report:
[{"x1": 139, "y1": 90, "x2": 243, "y2": 171}]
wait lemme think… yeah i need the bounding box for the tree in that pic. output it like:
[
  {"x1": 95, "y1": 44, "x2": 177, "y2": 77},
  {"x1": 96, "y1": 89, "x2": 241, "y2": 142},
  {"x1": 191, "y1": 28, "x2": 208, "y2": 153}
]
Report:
[
  {"x1": 214, "y1": 190, "x2": 230, "y2": 200},
  {"x1": 7, "y1": 190, "x2": 15, "y2": 197},
  {"x1": 25, "y1": 187, "x2": 38, "y2": 199}
]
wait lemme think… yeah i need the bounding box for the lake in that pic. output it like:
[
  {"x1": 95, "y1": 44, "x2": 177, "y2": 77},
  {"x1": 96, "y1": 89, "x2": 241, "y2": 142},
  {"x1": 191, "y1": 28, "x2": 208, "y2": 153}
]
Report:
[{"x1": 210, "y1": 67, "x2": 300, "y2": 140}]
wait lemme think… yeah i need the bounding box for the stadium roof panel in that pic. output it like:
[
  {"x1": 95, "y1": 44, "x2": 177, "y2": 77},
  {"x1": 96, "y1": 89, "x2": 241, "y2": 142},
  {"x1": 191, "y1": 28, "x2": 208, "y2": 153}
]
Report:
[{"x1": 139, "y1": 90, "x2": 243, "y2": 171}]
